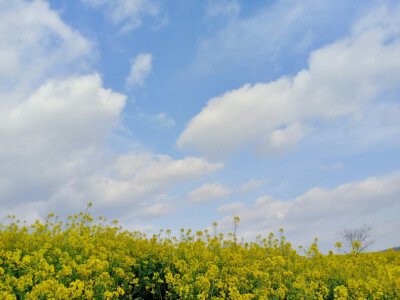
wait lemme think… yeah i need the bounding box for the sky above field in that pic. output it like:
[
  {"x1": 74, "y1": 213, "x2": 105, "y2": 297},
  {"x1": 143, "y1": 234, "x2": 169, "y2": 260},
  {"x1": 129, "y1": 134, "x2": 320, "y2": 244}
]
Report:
[{"x1": 1, "y1": 0, "x2": 400, "y2": 252}]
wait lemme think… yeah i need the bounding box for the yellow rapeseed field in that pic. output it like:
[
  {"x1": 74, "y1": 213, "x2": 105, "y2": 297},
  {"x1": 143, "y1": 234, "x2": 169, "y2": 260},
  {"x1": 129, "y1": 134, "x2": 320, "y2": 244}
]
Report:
[{"x1": 0, "y1": 206, "x2": 399, "y2": 299}]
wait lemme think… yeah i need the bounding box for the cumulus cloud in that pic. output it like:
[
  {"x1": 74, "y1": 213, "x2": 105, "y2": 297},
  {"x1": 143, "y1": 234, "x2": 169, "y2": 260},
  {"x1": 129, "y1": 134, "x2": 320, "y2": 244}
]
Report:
[
  {"x1": 1, "y1": 74, "x2": 125, "y2": 153},
  {"x1": 1, "y1": 86, "x2": 223, "y2": 215},
  {"x1": 126, "y1": 53, "x2": 152, "y2": 88},
  {"x1": 0, "y1": 74, "x2": 126, "y2": 206},
  {"x1": 186, "y1": 183, "x2": 231, "y2": 204},
  {"x1": 0, "y1": 0, "x2": 223, "y2": 224},
  {"x1": 81, "y1": 0, "x2": 159, "y2": 33},
  {"x1": 216, "y1": 173, "x2": 400, "y2": 252},
  {"x1": 178, "y1": 4, "x2": 400, "y2": 157},
  {"x1": 0, "y1": 1, "x2": 114, "y2": 210}
]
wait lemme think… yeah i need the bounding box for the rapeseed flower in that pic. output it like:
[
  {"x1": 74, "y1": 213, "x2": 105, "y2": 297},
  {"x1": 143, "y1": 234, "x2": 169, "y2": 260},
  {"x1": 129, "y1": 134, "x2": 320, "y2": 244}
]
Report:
[{"x1": 0, "y1": 211, "x2": 399, "y2": 299}]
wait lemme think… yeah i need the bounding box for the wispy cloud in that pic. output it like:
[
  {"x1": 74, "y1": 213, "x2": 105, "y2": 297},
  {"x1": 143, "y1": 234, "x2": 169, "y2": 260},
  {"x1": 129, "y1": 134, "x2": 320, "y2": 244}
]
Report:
[
  {"x1": 80, "y1": 0, "x2": 159, "y2": 33},
  {"x1": 155, "y1": 113, "x2": 175, "y2": 128},
  {"x1": 206, "y1": 0, "x2": 240, "y2": 18},
  {"x1": 0, "y1": 0, "x2": 93, "y2": 93},
  {"x1": 129, "y1": 112, "x2": 176, "y2": 129},
  {"x1": 185, "y1": 178, "x2": 267, "y2": 204},
  {"x1": 236, "y1": 179, "x2": 268, "y2": 192},
  {"x1": 186, "y1": 183, "x2": 231, "y2": 204},
  {"x1": 194, "y1": 0, "x2": 368, "y2": 73},
  {"x1": 126, "y1": 53, "x2": 152, "y2": 89}
]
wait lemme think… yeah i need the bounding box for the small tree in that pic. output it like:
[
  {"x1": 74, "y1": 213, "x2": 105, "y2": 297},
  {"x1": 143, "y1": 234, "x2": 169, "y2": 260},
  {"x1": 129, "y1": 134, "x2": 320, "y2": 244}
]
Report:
[{"x1": 337, "y1": 225, "x2": 374, "y2": 254}]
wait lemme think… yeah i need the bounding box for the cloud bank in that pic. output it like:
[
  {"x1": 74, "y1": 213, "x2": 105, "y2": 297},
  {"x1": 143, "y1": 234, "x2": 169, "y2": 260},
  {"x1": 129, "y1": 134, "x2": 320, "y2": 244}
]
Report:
[{"x1": 217, "y1": 172, "x2": 400, "y2": 252}]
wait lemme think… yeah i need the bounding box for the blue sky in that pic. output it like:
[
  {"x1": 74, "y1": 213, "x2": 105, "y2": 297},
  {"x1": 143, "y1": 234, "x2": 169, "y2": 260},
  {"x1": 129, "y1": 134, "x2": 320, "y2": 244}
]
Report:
[{"x1": 1, "y1": 0, "x2": 400, "y2": 252}]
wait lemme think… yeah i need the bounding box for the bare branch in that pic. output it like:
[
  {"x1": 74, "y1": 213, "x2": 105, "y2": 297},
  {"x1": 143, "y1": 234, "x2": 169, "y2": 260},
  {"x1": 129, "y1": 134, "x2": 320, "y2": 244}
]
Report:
[{"x1": 337, "y1": 225, "x2": 374, "y2": 253}]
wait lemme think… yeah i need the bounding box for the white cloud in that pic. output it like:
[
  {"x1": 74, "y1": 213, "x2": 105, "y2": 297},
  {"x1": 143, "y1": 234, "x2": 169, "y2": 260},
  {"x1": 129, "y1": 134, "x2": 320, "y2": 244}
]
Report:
[
  {"x1": 0, "y1": 74, "x2": 126, "y2": 206},
  {"x1": 0, "y1": 148, "x2": 223, "y2": 219},
  {"x1": 206, "y1": 0, "x2": 240, "y2": 18},
  {"x1": 81, "y1": 0, "x2": 159, "y2": 33},
  {"x1": 0, "y1": 0, "x2": 92, "y2": 93},
  {"x1": 125, "y1": 202, "x2": 176, "y2": 219},
  {"x1": 1, "y1": 74, "x2": 125, "y2": 153},
  {"x1": 132, "y1": 112, "x2": 176, "y2": 128},
  {"x1": 236, "y1": 179, "x2": 268, "y2": 192},
  {"x1": 0, "y1": 1, "x2": 119, "y2": 211},
  {"x1": 155, "y1": 112, "x2": 175, "y2": 128},
  {"x1": 259, "y1": 123, "x2": 309, "y2": 154},
  {"x1": 178, "y1": 5, "x2": 400, "y2": 157},
  {"x1": 0, "y1": 73, "x2": 221, "y2": 218},
  {"x1": 216, "y1": 172, "x2": 400, "y2": 252},
  {"x1": 195, "y1": 0, "x2": 365, "y2": 73},
  {"x1": 48, "y1": 153, "x2": 224, "y2": 216},
  {"x1": 0, "y1": 0, "x2": 222, "y2": 224},
  {"x1": 0, "y1": 201, "x2": 46, "y2": 224},
  {"x1": 186, "y1": 178, "x2": 267, "y2": 204},
  {"x1": 126, "y1": 53, "x2": 152, "y2": 88},
  {"x1": 115, "y1": 153, "x2": 223, "y2": 184},
  {"x1": 186, "y1": 183, "x2": 231, "y2": 204}
]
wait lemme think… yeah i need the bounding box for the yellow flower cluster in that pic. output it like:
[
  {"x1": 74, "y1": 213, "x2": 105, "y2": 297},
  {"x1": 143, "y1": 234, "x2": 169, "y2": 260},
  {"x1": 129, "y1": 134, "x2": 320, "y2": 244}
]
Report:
[{"x1": 0, "y1": 210, "x2": 399, "y2": 299}]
